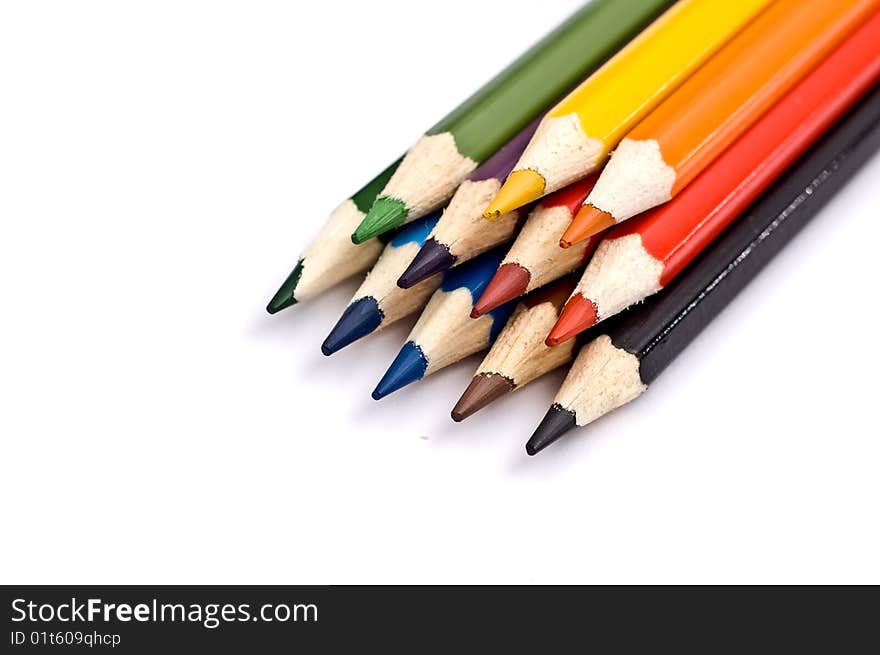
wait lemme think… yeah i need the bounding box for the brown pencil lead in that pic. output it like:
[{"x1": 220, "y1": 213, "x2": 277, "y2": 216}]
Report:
[{"x1": 451, "y1": 373, "x2": 515, "y2": 422}]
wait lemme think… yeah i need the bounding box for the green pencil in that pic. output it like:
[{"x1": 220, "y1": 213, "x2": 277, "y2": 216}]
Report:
[
  {"x1": 351, "y1": 0, "x2": 675, "y2": 244},
  {"x1": 267, "y1": 159, "x2": 399, "y2": 314}
]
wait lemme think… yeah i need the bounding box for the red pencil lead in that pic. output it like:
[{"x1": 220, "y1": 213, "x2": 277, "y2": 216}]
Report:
[
  {"x1": 471, "y1": 262, "x2": 531, "y2": 318},
  {"x1": 545, "y1": 293, "x2": 597, "y2": 347}
]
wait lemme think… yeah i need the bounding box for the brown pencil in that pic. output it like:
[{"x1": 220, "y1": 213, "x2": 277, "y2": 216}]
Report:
[{"x1": 453, "y1": 276, "x2": 578, "y2": 421}]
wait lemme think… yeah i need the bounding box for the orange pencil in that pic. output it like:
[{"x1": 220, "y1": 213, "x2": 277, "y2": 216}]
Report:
[
  {"x1": 563, "y1": 0, "x2": 877, "y2": 245},
  {"x1": 546, "y1": 10, "x2": 880, "y2": 347}
]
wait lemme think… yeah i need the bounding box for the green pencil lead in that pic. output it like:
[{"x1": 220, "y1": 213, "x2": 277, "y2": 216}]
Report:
[
  {"x1": 266, "y1": 259, "x2": 304, "y2": 314},
  {"x1": 351, "y1": 196, "x2": 408, "y2": 244}
]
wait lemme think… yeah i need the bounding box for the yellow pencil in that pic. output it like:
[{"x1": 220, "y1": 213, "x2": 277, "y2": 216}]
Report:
[{"x1": 483, "y1": 0, "x2": 773, "y2": 219}]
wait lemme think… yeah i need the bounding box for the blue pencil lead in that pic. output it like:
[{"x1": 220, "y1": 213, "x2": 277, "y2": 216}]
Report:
[
  {"x1": 322, "y1": 297, "x2": 384, "y2": 356},
  {"x1": 372, "y1": 341, "x2": 429, "y2": 400}
]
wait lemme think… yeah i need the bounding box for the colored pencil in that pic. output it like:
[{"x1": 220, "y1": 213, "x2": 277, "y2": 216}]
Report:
[
  {"x1": 452, "y1": 276, "x2": 578, "y2": 421},
  {"x1": 372, "y1": 249, "x2": 516, "y2": 400},
  {"x1": 546, "y1": 13, "x2": 880, "y2": 347},
  {"x1": 266, "y1": 160, "x2": 400, "y2": 313},
  {"x1": 564, "y1": 0, "x2": 875, "y2": 245},
  {"x1": 471, "y1": 177, "x2": 598, "y2": 318},
  {"x1": 321, "y1": 211, "x2": 444, "y2": 356},
  {"x1": 483, "y1": 0, "x2": 771, "y2": 220},
  {"x1": 527, "y1": 83, "x2": 880, "y2": 455},
  {"x1": 396, "y1": 117, "x2": 541, "y2": 290},
  {"x1": 349, "y1": 0, "x2": 676, "y2": 244}
]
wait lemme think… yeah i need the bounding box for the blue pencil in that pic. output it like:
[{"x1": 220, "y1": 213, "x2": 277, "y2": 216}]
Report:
[
  {"x1": 372, "y1": 248, "x2": 517, "y2": 400},
  {"x1": 322, "y1": 211, "x2": 443, "y2": 355}
]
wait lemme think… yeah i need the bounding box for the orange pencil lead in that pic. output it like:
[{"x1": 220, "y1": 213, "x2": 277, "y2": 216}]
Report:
[{"x1": 563, "y1": 205, "x2": 616, "y2": 246}]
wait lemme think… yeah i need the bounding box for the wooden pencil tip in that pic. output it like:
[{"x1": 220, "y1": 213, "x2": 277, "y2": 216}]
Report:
[
  {"x1": 563, "y1": 204, "x2": 616, "y2": 245},
  {"x1": 483, "y1": 169, "x2": 545, "y2": 219}
]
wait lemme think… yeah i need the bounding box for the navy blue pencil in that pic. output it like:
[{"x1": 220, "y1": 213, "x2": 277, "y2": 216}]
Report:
[{"x1": 322, "y1": 210, "x2": 443, "y2": 356}]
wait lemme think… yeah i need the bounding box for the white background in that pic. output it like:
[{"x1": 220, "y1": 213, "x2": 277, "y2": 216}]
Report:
[{"x1": 2, "y1": 0, "x2": 879, "y2": 584}]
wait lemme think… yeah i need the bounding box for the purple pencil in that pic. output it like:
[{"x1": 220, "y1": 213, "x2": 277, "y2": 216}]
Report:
[{"x1": 396, "y1": 117, "x2": 541, "y2": 289}]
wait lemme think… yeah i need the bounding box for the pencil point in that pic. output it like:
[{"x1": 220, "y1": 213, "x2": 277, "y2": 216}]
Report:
[
  {"x1": 321, "y1": 296, "x2": 384, "y2": 356},
  {"x1": 352, "y1": 196, "x2": 408, "y2": 244},
  {"x1": 546, "y1": 293, "x2": 597, "y2": 347},
  {"x1": 451, "y1": 373, "x2": 515, "y2": 421},
  {"x1": 372, "y1": 340, "x2": 428, "y2": 400},
  {"x1": 526, "y1": 404, "x2": 576, "y2": 455},
  {"x1": 266, "y1": 259, "x2": 304, "y2": 314},
  {"x1": 397, "y1": 238, "x2": 455, "y2": 289},
  {"x1": 563, "y1": 204, "x2": 616, "y2": 245},
  {"x1": 471, "y1": 263, "x2": 531, "y2": 318},
  {"x1": 483, "y1": 169, "x2": 545, "y2": 219}
]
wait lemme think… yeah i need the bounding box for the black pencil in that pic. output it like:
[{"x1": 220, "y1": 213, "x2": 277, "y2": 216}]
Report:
[{"x1": 527, "y1": 82, "x2": 880, "y2": 456}]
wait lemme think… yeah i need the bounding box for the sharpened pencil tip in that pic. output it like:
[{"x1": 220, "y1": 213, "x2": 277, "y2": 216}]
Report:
[
  {"x1": 483, "y1": 169, "x2": 545, "y2": 219},
  {"x1": 266, "y1": 259, "x2": 304, "y2": 314},
  {"x1": 397, "y1": 238, "x2": 455, "y2": 289},
  {"x1": 526, "y1": 404, "x2": 576, "y2": 455},
  {"x1": 321, "y1": 296, "x2": 384, "y2": 356},
  {"x1": 372, "y1": 340, "x2": 428, "y2": 400},
  {"x1": 353, "y1": 196, "x2": 409, "y2": 243},
  {"x1": 563, "y1": 204, "x2": 616, "y2": 245},
  {"x1": 546, "y1": 293, "x2": 597, "y2": 346},
  {"x1": 451, "y1": 373, "x2": 515, "y2": 421},
  {"x1": 472, "y1": 262, "x2": 531, "y2": 318}
]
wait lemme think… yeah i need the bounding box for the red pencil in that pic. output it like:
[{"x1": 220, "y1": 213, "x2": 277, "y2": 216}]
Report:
[
  {"x1": 547, "y1": 11, "x2": 880, "y2": 347},
  {"x1": 471, "y1": 176, "x2": 599, "y2": 318}
]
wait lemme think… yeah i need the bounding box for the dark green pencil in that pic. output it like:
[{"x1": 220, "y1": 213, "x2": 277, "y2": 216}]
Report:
[{"x1": 267, "y1": 160, "x2": 399, "y2": 314}]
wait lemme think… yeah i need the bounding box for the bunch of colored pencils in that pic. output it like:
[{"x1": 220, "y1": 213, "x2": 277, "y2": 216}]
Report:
[{"x1": 268, "y1": 0, "x2": 880, "y2": 456}]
